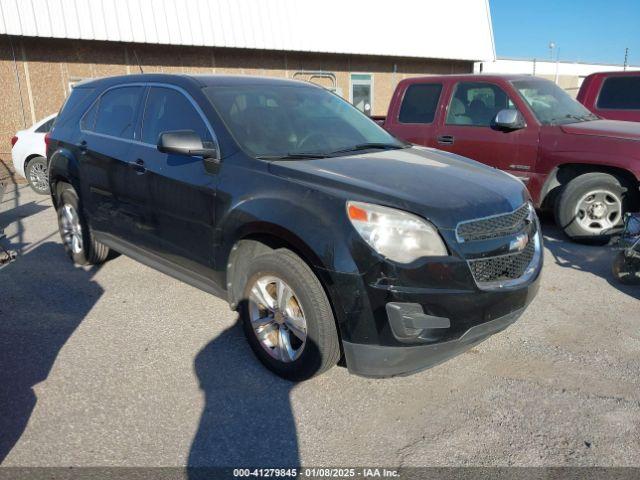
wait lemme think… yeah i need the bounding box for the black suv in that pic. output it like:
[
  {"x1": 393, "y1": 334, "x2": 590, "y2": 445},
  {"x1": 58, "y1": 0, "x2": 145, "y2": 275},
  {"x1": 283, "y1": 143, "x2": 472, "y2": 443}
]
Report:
[{"x1": 48, "y1": 74, "x2": 542, "y2": 380}]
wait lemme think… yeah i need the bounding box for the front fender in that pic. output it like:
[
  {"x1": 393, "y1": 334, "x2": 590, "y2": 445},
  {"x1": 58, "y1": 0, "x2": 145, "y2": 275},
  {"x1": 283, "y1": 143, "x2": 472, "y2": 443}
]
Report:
[{"x1": 216, "y1": 193, "x2": 359, "y2": 275}]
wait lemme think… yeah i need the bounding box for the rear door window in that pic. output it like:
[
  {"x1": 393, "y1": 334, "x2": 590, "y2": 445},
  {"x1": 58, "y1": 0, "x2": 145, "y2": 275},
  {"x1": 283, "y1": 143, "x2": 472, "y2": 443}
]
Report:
[
  {"x1": 398, "y1": 83, "x2": 443, "y2": 123},
  {"x1": 141, "y1": 87, "x2": 213, "y2": 145},
  {"x1": 93, "y1": 86, "x2": 144, "y2": 139},
  {"x1": 597, "y1": 76, "x2": 640, "y2": 110}
]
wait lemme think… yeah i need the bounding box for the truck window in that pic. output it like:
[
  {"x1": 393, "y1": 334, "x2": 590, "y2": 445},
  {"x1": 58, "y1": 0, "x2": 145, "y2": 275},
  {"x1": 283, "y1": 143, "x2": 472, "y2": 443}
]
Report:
[
  {"x1": 597, "y1": 76, "x2": 640, "y2": 110},
  {"x1": 398, "y1": 83, "x2": 443, "y2": 123},
  {"x1": 446, "y1": 82, "x2": 516, "y2": 127}
]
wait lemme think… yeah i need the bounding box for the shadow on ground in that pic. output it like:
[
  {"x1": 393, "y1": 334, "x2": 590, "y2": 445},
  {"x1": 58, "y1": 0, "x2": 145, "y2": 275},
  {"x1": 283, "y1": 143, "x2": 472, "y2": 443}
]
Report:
[
  {"x1": 0, "y1": 242, "x2": 104, "y2": 463},
  {"x1": 540, "y1": 216, "x2": 639, "y2": 301},
  {"x1": 188, "y1": 320, "x2": 300, "y2": 472},
  {"x1": 1, "y1": 184, "x2": 301, "y2": 467}
]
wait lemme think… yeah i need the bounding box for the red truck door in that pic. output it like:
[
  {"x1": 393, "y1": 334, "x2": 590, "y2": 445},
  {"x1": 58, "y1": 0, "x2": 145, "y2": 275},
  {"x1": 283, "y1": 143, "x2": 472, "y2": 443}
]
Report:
[{"x1": 432, "y1": 80, "x2": 539, "y2": 182}]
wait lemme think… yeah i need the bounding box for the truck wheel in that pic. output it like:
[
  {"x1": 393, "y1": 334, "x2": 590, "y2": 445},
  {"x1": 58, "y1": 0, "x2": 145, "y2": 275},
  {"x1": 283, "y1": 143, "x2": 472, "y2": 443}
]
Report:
[
  {"x1": 56, "y1": 183, "x2": 109, "y2": 265},
  {"x1": 239, "y1": 249, "x2": 340, "y2": 381},
  {"x1": 25, "y1": 156, "x2": 50, "y2": 195},
  {"x1": 555, "y1": 173, "x2": 627, "y2": 243}
]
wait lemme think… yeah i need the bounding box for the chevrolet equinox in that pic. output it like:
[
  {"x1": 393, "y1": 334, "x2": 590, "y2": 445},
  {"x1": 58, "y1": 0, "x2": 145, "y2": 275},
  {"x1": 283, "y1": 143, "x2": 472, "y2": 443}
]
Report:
[{"x1": 48, "y1": 74, "x2": 542, "y2": 380}]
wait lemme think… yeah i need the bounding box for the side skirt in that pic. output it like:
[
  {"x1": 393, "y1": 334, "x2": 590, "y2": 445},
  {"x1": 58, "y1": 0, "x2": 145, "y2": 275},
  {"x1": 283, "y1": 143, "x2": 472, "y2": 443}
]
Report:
[{"x1": 95, "y1": 232, "x2": 227, "y2": 300}]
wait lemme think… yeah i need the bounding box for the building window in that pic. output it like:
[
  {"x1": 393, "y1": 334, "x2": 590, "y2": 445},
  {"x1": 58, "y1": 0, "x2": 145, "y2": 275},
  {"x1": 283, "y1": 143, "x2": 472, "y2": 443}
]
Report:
[{"x1": 350, "y1": 73, "x2": 373, "y2": 116}]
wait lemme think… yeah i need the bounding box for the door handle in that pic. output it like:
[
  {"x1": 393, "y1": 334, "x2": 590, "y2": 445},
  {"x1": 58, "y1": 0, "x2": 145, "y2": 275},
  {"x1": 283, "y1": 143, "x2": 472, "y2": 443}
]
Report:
[
  {"x1": 437, "y1": 135, "x2": 455, "y2": 145},
  {"x1": 130, "y1": 158, "x2": 147, "y2": 175}
]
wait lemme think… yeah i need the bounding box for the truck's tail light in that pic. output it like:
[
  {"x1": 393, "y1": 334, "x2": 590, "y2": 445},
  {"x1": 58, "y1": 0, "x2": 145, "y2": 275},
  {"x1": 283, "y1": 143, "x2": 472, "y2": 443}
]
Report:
[
  {"x1": 11, "y1": 135, "x2": 18, "y2": 147},
  {"x1": 44, "y1": 132, "x2": 51, "y2": 147}
]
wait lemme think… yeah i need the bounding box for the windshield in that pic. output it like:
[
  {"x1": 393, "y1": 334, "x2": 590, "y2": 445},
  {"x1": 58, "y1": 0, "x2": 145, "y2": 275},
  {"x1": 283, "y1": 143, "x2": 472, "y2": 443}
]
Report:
[
  {"x1": 512, "y1": 79, "x2": 597, "y2": 125},
  {"x1": 204, "y1": 84, "x2": 405, "y2": 158}
]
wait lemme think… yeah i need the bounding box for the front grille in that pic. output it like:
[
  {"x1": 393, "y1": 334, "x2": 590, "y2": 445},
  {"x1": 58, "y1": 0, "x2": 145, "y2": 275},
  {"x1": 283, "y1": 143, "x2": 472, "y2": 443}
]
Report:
[
  {"x1": 457, "y1": 203, "x2": 531, "y2": 242},
  {"x1": 468, "y1": 239, "x2": 536, "y2": 284}
]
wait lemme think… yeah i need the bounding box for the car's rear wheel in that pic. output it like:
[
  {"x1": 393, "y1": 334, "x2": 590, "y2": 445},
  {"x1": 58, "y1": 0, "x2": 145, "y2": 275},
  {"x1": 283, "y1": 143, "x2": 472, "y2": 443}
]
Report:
[
  {"x1": 555, "y1": 173, "x2": 630, "y2": 243},
  {"x1": 25, "y1": 156, "x2": 49, "y2": 195},
  {"x1": 239, "y1": 249, "x2": 340, "y2": 381},
  {"x1": 56, "y1": 182, "x2": 109, "y2": 265}
]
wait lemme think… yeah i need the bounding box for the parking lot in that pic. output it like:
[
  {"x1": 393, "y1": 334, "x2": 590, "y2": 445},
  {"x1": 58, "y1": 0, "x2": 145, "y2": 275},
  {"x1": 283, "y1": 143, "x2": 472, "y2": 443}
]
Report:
[{"x1": 0, "y1": 183, "x2": 638, "y2": 467}]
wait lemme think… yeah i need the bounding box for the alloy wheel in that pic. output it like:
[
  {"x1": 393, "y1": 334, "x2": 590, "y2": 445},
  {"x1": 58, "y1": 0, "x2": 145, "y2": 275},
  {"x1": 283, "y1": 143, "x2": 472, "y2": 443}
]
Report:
[
  {"x1": 29, "y1": 161, "x2": 49, "y2": 192},
  {"x1": 60, "y1": 203, "x2": 83, "y2": 254},
  {"x1": 248, "y1": 275, "x2": 307, "y2": 362}
]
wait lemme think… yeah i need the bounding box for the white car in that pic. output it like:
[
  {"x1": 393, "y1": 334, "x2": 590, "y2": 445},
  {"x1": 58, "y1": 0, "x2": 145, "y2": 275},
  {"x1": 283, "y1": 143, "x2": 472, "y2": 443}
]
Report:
[{"x1": 11, "y1": 114, "x2": 56, "y2": 195}]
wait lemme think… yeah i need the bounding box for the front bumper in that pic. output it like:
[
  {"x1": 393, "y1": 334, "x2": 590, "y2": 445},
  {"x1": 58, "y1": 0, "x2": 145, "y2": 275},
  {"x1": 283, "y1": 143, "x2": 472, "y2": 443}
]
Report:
[
  {"x1": 342, "y1": 308, "x2": 523, "y2": 377},
  {"x1": 319, "y1": 229, "x2": 542, "y2": 378}
]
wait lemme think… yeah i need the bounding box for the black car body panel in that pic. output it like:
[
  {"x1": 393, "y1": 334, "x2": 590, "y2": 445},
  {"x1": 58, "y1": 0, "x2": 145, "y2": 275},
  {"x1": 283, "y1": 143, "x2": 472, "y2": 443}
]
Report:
[{"x1": 48, "y1": 74, "x2": 542, "y2": 377}]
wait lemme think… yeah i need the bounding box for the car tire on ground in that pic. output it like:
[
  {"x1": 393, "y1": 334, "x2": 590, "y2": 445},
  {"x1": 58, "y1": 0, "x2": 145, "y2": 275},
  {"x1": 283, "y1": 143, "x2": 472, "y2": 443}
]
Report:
[
  {"x1": 25, "y1": 156, "x2": 50, "y2": 195},
  {"x1": 239, "y1": 248, "x2": 341, "y2": 381},
  {"x1": 56, "y1": 182, "x2": 109, "y2": 265},
  {"x1": 555, "y1": 172, "x2": 630, "y2": 244}
]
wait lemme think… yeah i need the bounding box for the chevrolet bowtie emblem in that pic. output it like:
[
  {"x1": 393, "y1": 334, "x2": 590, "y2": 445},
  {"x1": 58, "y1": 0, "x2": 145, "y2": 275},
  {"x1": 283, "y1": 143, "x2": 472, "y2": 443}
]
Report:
[{"x1": 509, "y1": 233, "x2": 529, "y2": 252}]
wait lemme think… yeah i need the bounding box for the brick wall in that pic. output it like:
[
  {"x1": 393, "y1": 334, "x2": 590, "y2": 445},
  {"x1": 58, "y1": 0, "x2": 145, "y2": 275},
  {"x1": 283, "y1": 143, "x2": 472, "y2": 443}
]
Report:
[{"x1": 0, "y1": 35, "x2": 472, "y2": 183}]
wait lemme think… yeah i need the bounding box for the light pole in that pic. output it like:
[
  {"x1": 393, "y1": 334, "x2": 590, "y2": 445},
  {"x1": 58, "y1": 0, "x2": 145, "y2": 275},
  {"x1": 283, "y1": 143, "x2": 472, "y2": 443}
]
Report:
[{"x1": 549, "y1": 42, "x2": 560, "y2": 84}]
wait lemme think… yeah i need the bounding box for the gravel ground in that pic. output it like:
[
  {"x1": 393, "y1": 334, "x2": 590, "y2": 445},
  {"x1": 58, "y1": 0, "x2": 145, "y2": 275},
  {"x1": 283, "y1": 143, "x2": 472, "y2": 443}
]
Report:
[{"x1": 0, "y1": 184, "x2": 638, "y2": 468}]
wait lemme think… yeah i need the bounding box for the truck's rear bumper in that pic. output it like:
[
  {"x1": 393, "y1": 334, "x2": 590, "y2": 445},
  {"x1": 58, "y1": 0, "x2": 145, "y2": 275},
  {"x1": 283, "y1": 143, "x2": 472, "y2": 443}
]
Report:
[{"x1": 342, "y1": 308, "x2": 523, "y2": 378}]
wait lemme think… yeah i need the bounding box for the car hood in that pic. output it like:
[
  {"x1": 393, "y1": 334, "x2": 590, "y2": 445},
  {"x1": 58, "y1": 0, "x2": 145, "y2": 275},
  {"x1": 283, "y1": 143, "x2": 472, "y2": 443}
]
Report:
[
  {"x1": 269, "y1": 146, "x2": 528, "y2": 229},
  {"x1": 560, "y1": 119, "x2": 640, "y2": 141}
]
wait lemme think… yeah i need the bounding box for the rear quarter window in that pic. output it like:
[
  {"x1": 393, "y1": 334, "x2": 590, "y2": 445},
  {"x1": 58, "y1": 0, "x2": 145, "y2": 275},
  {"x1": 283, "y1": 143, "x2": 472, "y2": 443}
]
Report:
[
  {"x1": 398, "y1": 83, "x2": 443, "y2": 123},
  {"x1": 55, "y1": 87, "x2": 95, "y2": 127},
  {"x1": 597, "y1": 76, "x2": 640, "y2": 110}
]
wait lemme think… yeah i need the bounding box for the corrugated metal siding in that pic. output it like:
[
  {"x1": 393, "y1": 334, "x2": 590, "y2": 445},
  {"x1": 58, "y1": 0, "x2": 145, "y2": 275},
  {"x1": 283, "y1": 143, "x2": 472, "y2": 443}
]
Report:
[{"x1": 0, "y1": 0, "x2": 495, "y2": 61}]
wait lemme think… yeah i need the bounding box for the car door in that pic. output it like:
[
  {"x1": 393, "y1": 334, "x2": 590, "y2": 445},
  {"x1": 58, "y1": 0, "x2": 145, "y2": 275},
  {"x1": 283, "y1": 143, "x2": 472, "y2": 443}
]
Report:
[
  {"x1": 387, "y1": 81, "x2": 443, "y2": 145},
  {"x1": 128, "y1": 85, "x2": 218, "y2": 278},
  {"x1": 78, "y1": 85, "x2": 150, "y2": 244},
  {"x1": 433, "y1": 81, "x2": 539, "y2": 181}
]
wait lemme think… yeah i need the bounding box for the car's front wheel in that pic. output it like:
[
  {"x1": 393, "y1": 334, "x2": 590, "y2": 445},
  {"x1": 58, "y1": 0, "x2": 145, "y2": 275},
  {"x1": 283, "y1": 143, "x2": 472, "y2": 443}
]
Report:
[
  {"x1": 25, "y1": 156, "x2": 50, "y2": 195},
  {"x1": 56, "y1": 182, "x2": 109, "y2": 265},
  {"x1": 240, "y1": 249, "x2": 341, "y2": 381}
]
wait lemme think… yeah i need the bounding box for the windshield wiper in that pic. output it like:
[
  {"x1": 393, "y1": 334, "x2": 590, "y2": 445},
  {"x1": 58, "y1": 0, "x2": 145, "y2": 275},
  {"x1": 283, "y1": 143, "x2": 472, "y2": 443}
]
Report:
[
  {"x1": 255, "y1": 152, "x2": 329, "y2": 160},
  {"x1": 328, "y1": 142, "x2": 407, "y2": 155},
  {"x1": 550, "y1": 113, "x2": 599, "y2": 125}
]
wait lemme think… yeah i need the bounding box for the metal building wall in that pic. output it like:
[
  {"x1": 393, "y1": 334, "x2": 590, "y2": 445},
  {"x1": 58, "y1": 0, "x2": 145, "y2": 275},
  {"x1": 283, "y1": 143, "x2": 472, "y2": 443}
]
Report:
[{"x1": 0, "y1": 0, "x2": 495, "y2": 61}]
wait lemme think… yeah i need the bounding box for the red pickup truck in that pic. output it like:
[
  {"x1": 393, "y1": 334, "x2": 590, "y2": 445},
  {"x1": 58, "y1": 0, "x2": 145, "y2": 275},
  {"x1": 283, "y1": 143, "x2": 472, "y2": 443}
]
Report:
[
  {"x1": 577, "y1": 71, "x2": 640, "y2": 122},
  {"x1": 381, "y1": 74, "x2": 640, "y2": 242}
]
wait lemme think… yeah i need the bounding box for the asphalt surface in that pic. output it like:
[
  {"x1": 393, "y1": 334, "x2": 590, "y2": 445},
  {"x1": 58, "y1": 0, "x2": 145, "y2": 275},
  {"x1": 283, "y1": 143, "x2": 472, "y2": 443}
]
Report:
[{"x1": 0, "y1": 183, "x2": 638, "y2": 467}]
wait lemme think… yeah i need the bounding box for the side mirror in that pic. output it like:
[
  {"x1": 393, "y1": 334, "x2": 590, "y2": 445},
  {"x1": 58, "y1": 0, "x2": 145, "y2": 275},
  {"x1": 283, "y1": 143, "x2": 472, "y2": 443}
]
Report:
[
  {"x1": 493, "y1": 109, "x2": 525, "y2": 131},
  {"x1": 157, "y1": 130, "x2": 219, "y2": 160}
]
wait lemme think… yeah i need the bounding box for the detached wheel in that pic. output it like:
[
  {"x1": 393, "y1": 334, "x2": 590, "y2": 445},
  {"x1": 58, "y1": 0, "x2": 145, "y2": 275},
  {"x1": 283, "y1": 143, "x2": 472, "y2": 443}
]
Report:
[
  {"x1": 240, "y1": 249, "x2": 340, "y2": 381},
  {"x1": 56, "y1": 183, "x2": 109, "y2": 265},
  {"x1": 25, "y1": 156, "x2": 50, "y2": 195},
  {"x1": 612, "y1": 251, "x2": 640, "y2": 285},
  {"x1": 555, "y1": 173, "x2": 627, "y2": 243}
]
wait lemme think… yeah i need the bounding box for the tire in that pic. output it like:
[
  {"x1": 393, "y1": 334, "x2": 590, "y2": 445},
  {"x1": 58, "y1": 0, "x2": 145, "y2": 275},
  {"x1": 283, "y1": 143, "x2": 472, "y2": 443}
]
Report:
[
  {"x1": 56, "y1": 182, "x2": 109, "y2": 265},
  {"x1": 25, "y1": 156, "x2": 50, "y2": 195},
  {"x1": 555, "y1": 173, "x2": 629, "y2": 244},
  {"x1": 239, "y1": 249, "x2": 340, "y2": 381},
  {"x1": 612, "y1": 251, "x2": 640, "y2": 285}
]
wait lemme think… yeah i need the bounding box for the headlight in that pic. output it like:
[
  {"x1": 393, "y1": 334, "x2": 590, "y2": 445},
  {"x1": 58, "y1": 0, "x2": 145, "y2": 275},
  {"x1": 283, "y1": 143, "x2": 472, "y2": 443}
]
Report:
[{"x1": 346, "y1": 201, "x2": 448, "y2": 263}]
